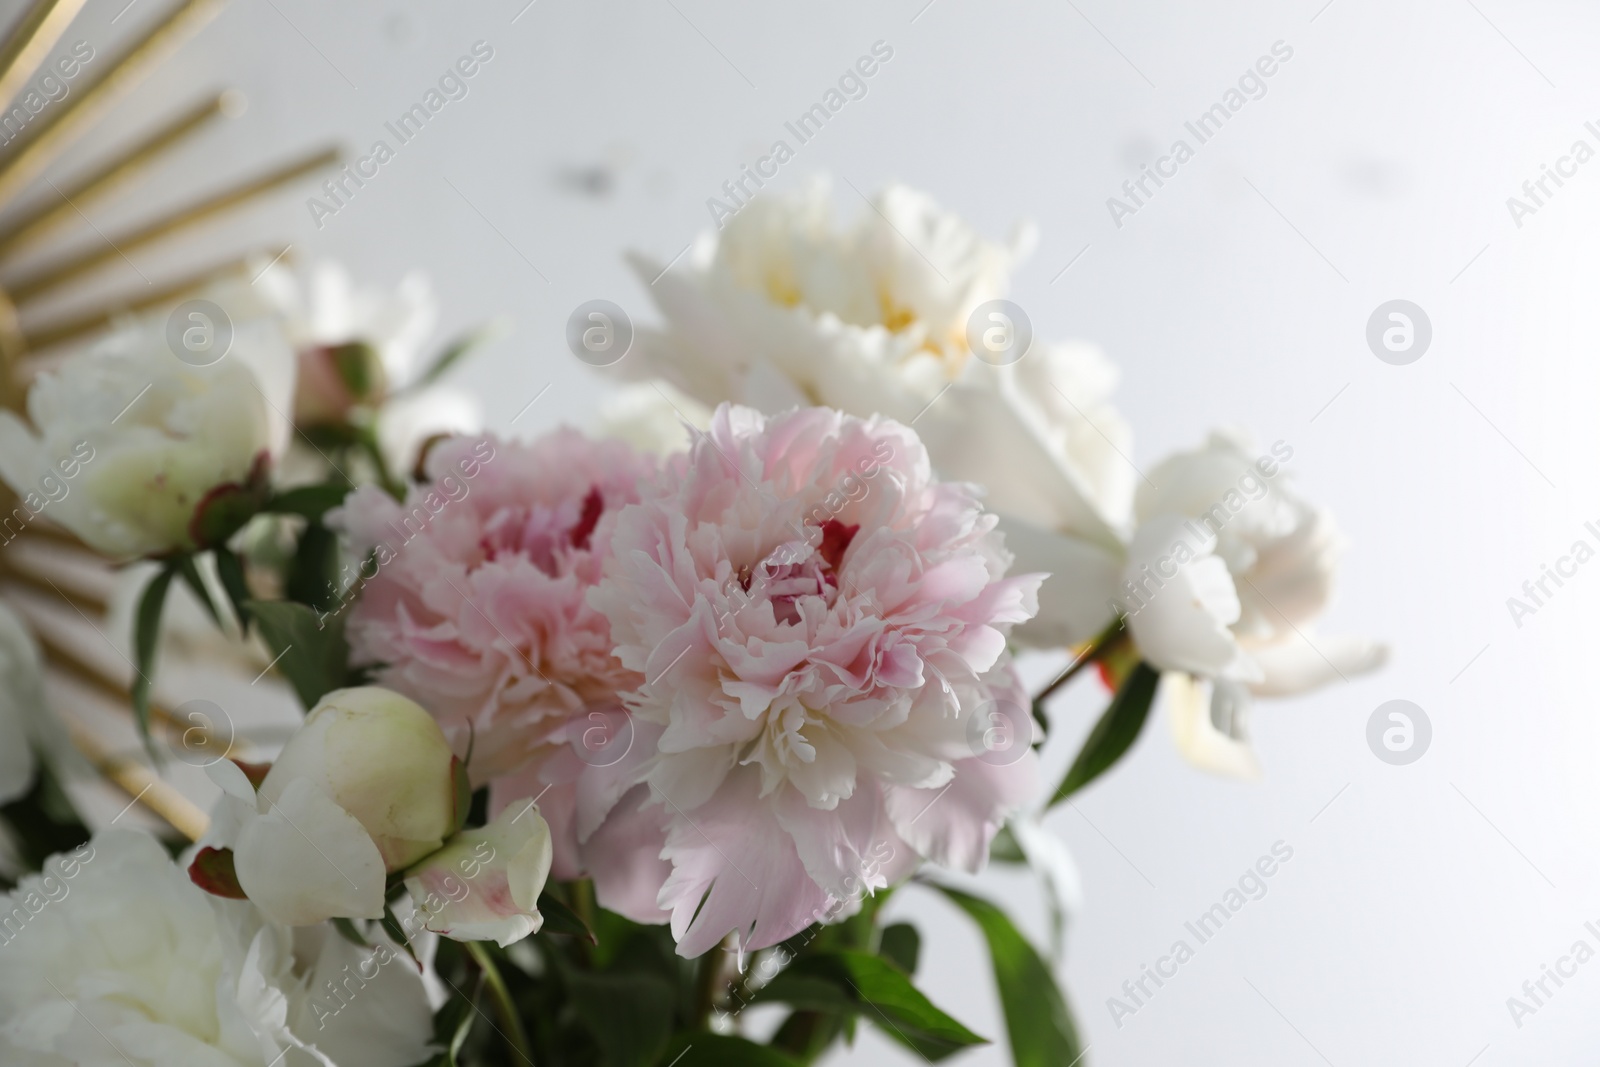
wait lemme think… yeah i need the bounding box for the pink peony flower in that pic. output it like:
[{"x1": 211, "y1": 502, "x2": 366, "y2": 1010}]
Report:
[
  {"x1": 329, "y1": 430, "x2": 672, "y2": 922},
  {"x1": 590, "y1": 404, "x2": 1044, "y2": 956}
]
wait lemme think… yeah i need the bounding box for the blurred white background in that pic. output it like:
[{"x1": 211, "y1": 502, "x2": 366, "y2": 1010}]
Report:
[{"x1": 9, "y1": 0, "x2": 1600, "y2": 1063}]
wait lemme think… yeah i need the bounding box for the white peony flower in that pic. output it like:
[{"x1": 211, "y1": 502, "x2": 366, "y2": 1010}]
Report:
[
  {"x1": 626, "y1": 179, "x2": 1034, "y2": 425},
  {"x1": 403, "y1": 802, "x2": 553, "y2": 947},
  {"x1": 1012, "y1": 430, "x2": 1386, "y2": 776},
  {"x1": 0, "y1": 829, "x2": 433, "y2": 1067},
  {"x1": 0, "y1": 327, "x2": 285, "y2": 558},
  {"x1": 206, "y1": 687, "x2": 461, "y2": 925}
]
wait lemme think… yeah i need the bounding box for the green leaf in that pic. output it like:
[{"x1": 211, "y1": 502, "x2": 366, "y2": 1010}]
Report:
[
  {"x1": 1049, "y1": 661, "x2": 1160, "y2": 805},
  {"x1": 131, "y1": 563, "x2": 176, "y2": 756},
  {"x1": 879, "y1": 923, "x2": 921, "y2": 976},
  {"x1": 283, "y1": 519, "x2": 341, "y2": 611},
  {"x1": 537, "y1": 890, "x2": 597, "y2": 943},
  {"x1": 933, "y1": 885, "x2": 1083, "y2": 1067},
  {"x1": 265, "y1": 482, "x2": 352, "y2": 522},
  {"x1": 330, "y1": 341, "x2": 382, "y2": 399},
  {"x1": 212, "y1": 545, "x2": 252, "y2": 628},
  {"x1": 421, "y1": 959, "x2": 480, "y2": 1067},
  {"x1": 754, "y1": 950, "x2": 986, "y2": 1061},
  {"x1": 246, "y1": 599, "x2": 350, "y2": 709},
  {"x1": 332, "y1": 917, "x2": 370, "y2": 948},
  {"x1": 407, "y1": 321, "x2": 504, "y2": 391},
  {"x1": 382, "y1": 903, "x2": 423, "y2": 971},
  {"x1": 987, "y1": 823, "x2": 1027, "y2": 864},
  {"x1": 655, "y1": 1034, "x2": 801, "y2": 1066},
  {"x1": 175, "y1": 554, "x2": 222, "y2": 629},
  {"x1": 568, "y1": 970, "x2": 675, "y2": 1067}
]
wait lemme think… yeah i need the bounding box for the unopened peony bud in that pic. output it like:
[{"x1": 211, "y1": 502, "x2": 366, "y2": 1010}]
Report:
[
  {"x1": 0, "y1": 345, "x2": 273, "y2": 557},
  {"x1": 404, "y1": 802, "x2": 554, "y2": 947},
  {"x1": 203, "y1": 686, "x2": 461, "y2": 925}
]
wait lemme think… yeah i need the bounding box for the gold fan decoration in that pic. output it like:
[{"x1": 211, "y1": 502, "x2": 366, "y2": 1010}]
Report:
[{"x1": 0, "y1": 0, "x2": 337, "y2": 842}]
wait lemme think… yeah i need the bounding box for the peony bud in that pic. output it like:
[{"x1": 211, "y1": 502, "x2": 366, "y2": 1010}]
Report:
[
  {"x1": 203, "y1": 686, "x2": 460, "y2": 925},
  {"x1": 0, "y1": 343, "x2": 274, "y2": 558},
  {"x1": 403, "y1": 802, "x2": 554, "y2": 947}
]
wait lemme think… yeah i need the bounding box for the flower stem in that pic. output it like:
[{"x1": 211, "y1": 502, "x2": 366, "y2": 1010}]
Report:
[
  {"x1": 1033, "y1": 616, "x2": 1127, "y2": 705},
  {"x1": 465, "y1": 941, "x2": 533, "y2": 1064},
  {"x1": 692, "y1": 941, "x2": 725, "y2": 1030}
]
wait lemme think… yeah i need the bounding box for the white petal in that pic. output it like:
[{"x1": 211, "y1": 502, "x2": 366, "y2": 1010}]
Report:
[
  {"x1": 234, "y1": 779, "x2": 387, "y2": 924},
  {"x1": 1164, "y1": 673, "x2": 1261, "y2": 780},
  {"x1": 1123, "y1": 515, "x2": 1258, "y2": 681},
  {"x1": 1249, "y1": 634, "x2": 1389, "y2": 697},
  {"x1": 996, "y1": 515, "x2": 1123, "y2": 649}
]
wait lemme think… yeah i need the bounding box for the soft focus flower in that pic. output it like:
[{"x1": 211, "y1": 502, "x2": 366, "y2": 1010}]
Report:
[
  {"x1": 404, "y1": 802, "x2": 553, "y2": 947},
  {"x1": 330, "y1": 431, "x2": 671, "y2": 922},
  {"x1": 626, "y1": 179, "x2": 1033, "y2": 425},
  {"x1": 590, "y1": 404, "x2": 1043, "y2": 956},
  {"x1": 0, "y1": 829, "x2": 433, "y2": 1067},
  {"x1": 206, "y1": 687, "x2": 459, "y2": 925},
  {"x1": 1013, "y1": 430, "x2": 1387, "y2": 776},
  {"x1": 0, "y1": 334, "x2": 279, "y2": 558},
  {"x1": 256, "y1": 260, "x2": 482, "y2": 474}
]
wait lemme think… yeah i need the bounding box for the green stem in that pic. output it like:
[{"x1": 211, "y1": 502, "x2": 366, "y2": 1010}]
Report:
[
  {"x1": 466, "y1": 941, "x2": 533, "y2": 1064},
  {"x1": 692, "y1": 942, "x2": 725, "y2": 1030},
  {"x1": 1033, "y1": 615, "x2": 1127, "y2": 705},
  {"x1": 353, "y1": 426, "x2": 405, "y2": 499}
]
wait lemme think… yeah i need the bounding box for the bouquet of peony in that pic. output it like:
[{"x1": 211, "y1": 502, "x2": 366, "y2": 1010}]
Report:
[{"x1": 0, "y1": 184, "x2": 1383, "y2": 1067}]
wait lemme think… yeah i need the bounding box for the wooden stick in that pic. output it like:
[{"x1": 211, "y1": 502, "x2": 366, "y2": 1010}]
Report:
[
  {"x1": 8, "y1": 146, "x2": 336, "y2": 302},
  {"x1": 18, "y1": 245, "x2": 283, "y2": 352},
  {"x1": 0, "y1": 0, "x2": 228, "y2": 208},
  {"x1": 65, "y1": 717, "x2": 209, "y2": 841},
  {"x1": 0, "y1": 0, "x2": 90, "y2": 118},
  {"x1": 0, "y1": 90, "x2": 242, "y2": 258}
]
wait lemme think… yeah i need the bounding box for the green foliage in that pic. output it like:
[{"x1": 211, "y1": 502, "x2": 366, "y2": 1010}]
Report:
[
  {"x1": 754, "y1": 949, "x2": 986, "y2": 1061},
  {"x1": 0, "y1": 761, "x2": 90, "y2": 883},
  {"x1": 1050, "y1": 660, "x2": 1160, "y2": 804},
  {"x1": 567, "y1": 969, "x2": 676, "y2": 1066},
  {"x1": 131, "y1": 562, "x2": 176, "y2": 756},
  {"x1": 878, "y1": 923, "x2": 922, "y2": 976},
  {"x1": 656, "y1": 1035, "x2": 802, "y2": 1065},
  {"x1": 246, "y1": 599, "x2": 350, "y2": 709},
  {"x1": 265, "y1": 482, "x2": 353, "y2": 523},
  {"x1": 935, "y1": 885, "x2": 1083, "y2": 1067}
]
